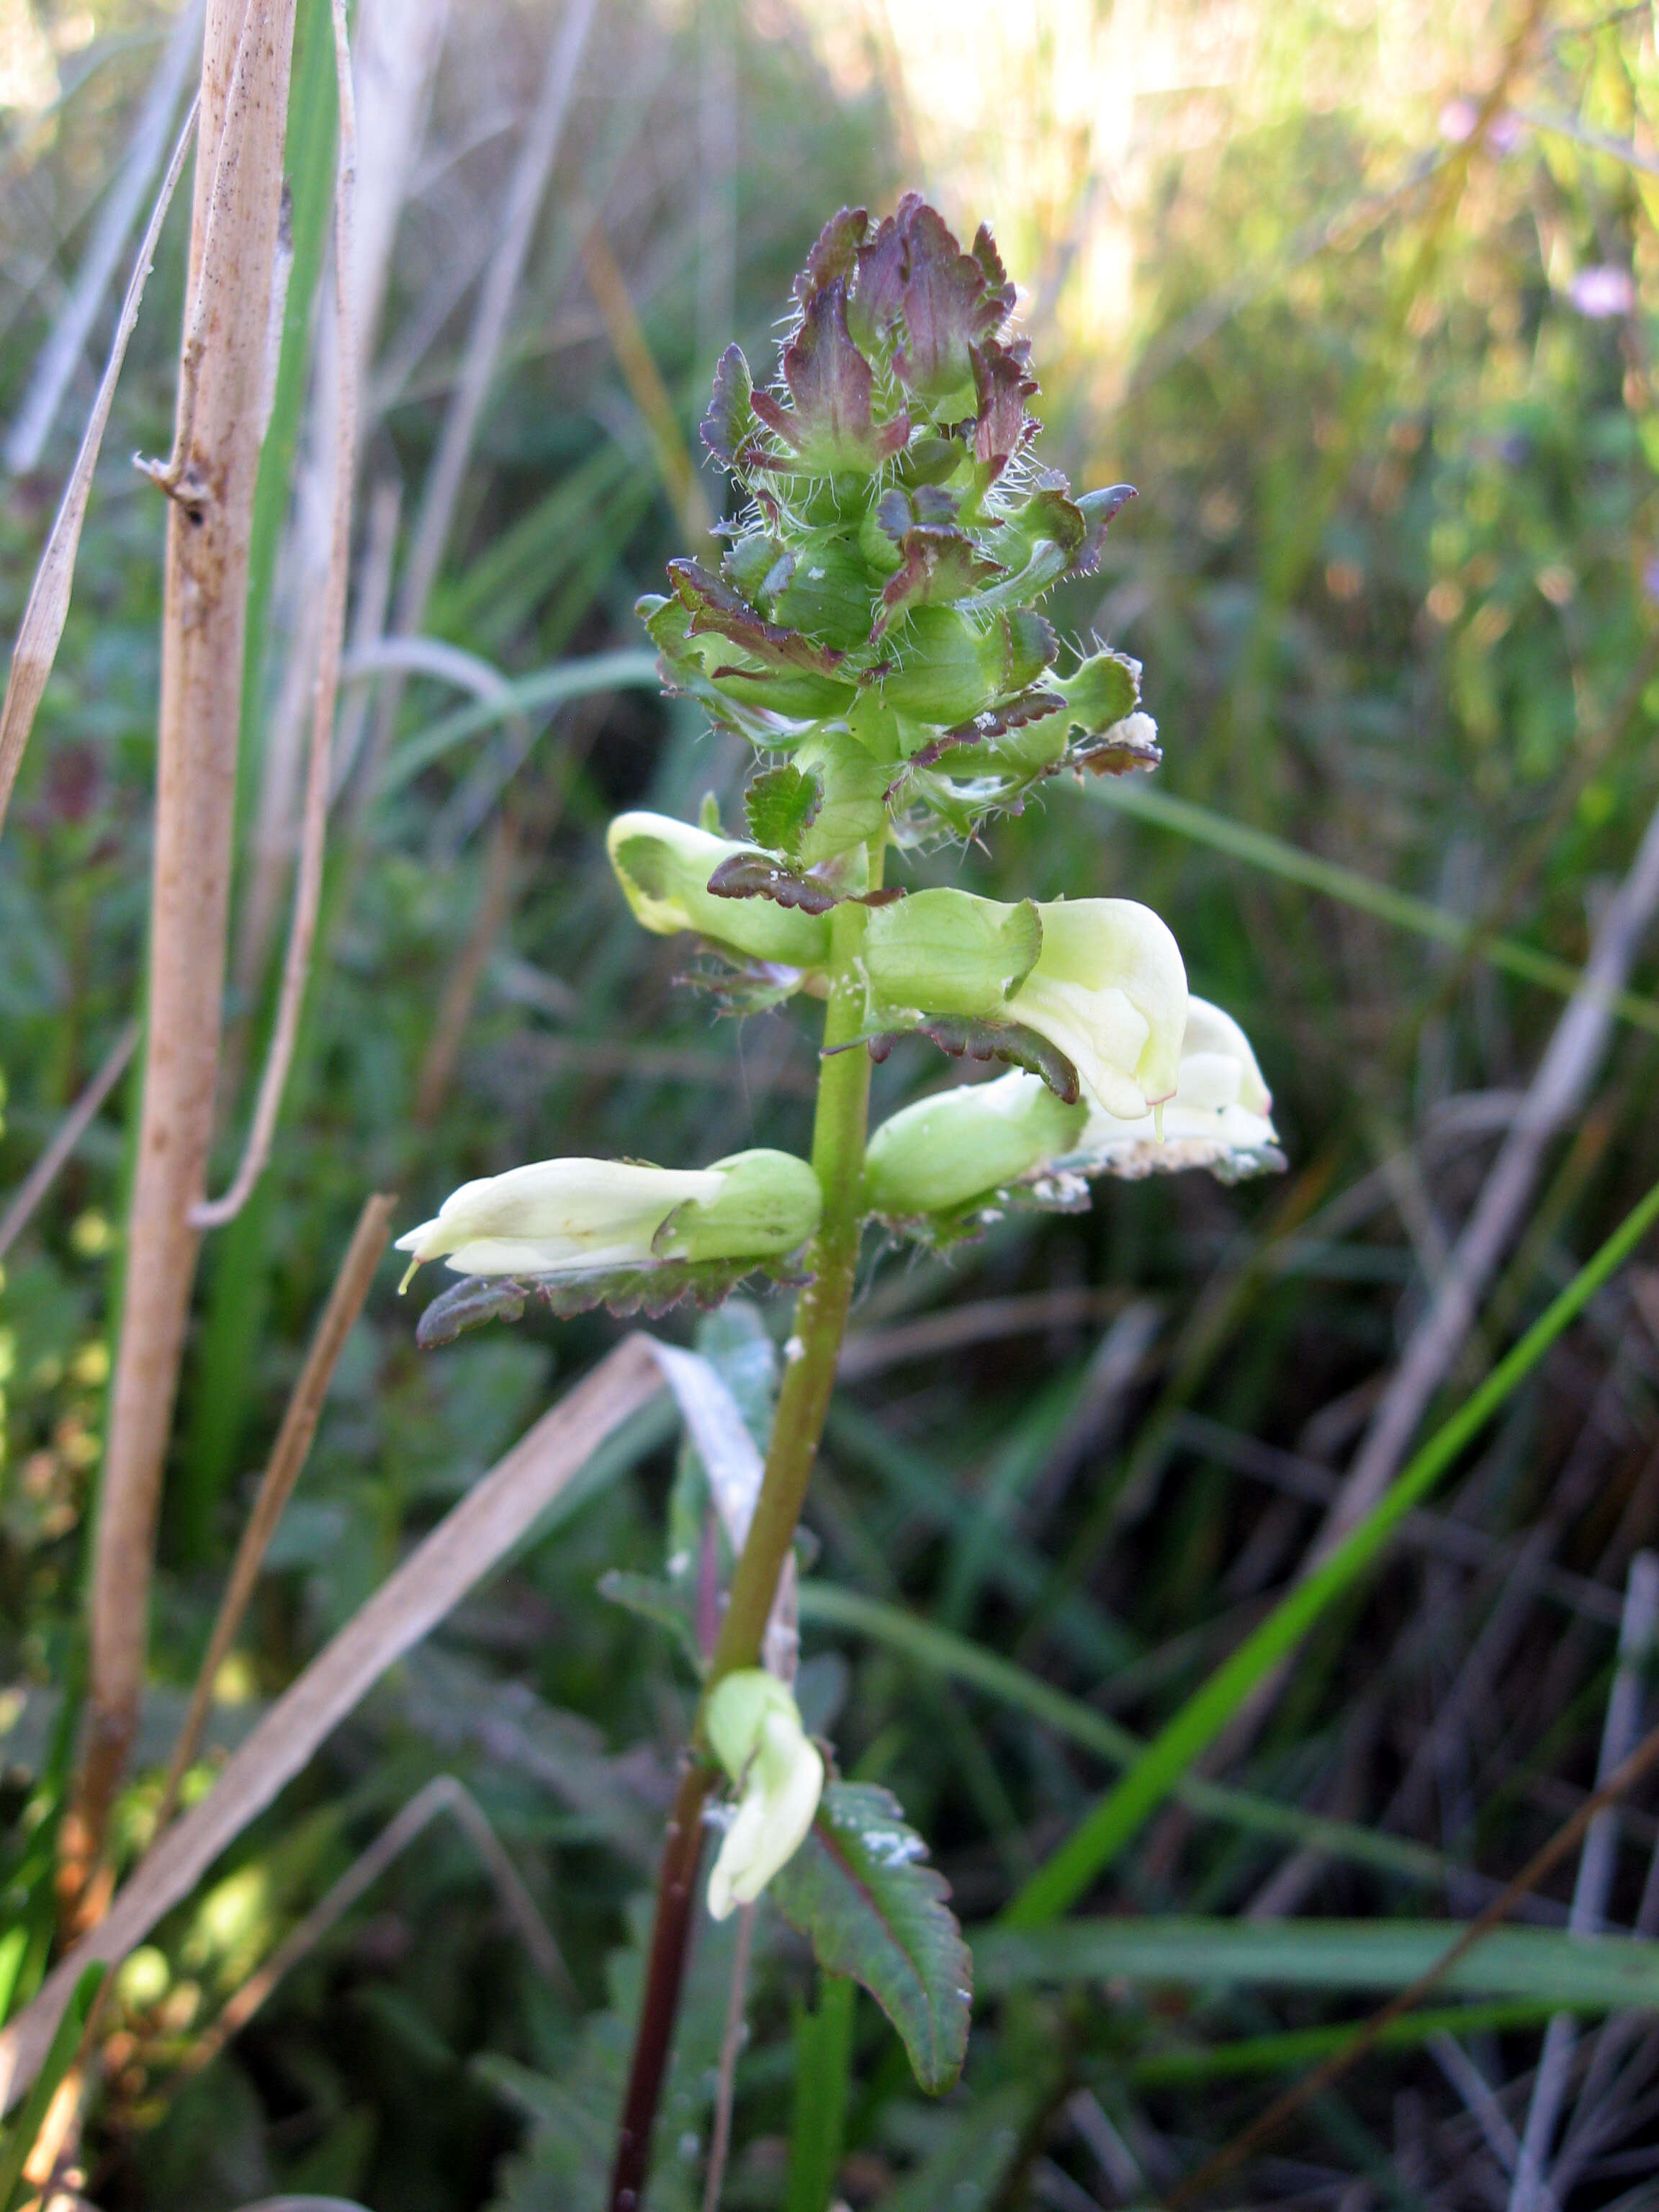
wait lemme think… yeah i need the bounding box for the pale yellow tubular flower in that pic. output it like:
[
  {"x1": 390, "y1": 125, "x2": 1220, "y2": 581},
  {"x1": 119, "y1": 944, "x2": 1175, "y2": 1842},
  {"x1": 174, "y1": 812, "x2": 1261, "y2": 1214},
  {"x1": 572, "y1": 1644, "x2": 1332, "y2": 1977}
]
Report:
[
  {"x1": 606, "y1": 809, "x2": 832, "y2": 968},
  {"x1": 705, "y1": 1669, "x2": 825, "y2": 1920},
  {"x1": 1007, "y1": 897, "x2": 1188, "y2": 1120},
  {"x1": 1073, "y1": 997, "x2": 1282, "y2": 1182},
  {"x1": 396, "y1": 1159, "x2": 720, "y2": 1280},
  {"x1": 395, "y1": 1148, "x2": 822, "y2": 1285}
]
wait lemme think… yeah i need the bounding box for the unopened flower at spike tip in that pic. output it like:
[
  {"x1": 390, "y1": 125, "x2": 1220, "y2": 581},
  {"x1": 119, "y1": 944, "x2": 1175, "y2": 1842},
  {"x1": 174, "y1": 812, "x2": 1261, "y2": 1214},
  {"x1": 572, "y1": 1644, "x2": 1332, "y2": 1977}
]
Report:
[
  {"x1": 705, "y1": 1670, "x2": 824, "y2": 1920},
  {"x1": 395, "y1": 1149, "x2": 822, "y2": 1285},
  {"x1": 862, "y1": 889, "x2": 1188, "y2": 1121},
  {"x1": 630, "y1": 197, "x2": 1146, "y2": 858}
]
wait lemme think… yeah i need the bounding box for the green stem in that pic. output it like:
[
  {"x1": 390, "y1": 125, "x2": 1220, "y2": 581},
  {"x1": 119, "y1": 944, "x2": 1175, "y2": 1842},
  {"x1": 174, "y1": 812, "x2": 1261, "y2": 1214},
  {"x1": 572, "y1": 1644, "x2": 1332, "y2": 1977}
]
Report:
[
  {"x1": 608, "y1": 845, "x2": 882, "y2": 2212},
  {"x1": 705, "y1": 863, "x2": 880, "y2": 1694}
]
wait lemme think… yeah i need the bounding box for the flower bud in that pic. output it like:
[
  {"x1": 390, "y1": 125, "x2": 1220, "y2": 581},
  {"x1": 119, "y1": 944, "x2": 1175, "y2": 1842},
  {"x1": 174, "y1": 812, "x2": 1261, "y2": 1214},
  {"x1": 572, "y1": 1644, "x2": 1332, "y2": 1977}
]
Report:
[
  {"x1": 607, "y1": 811, "x2": 832, "y2": 968},
  {"x1": 864, "y1": 1068, "x2": 1086, "y2": 1218},
  {"x1": 863, "y1": 891, "x2": 1187, "y2": 1120},
  {"x1": 396, "y1": 1148, "x2": 820, "y2": 1282},
  {"x1": 705, "y1": 1670, "x2": 825, "y2": 1920}
]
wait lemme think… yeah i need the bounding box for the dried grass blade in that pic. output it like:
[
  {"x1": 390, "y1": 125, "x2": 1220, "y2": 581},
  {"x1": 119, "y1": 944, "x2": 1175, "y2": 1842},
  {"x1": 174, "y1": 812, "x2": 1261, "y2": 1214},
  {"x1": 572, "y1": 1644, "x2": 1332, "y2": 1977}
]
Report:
[
  {"x1": 3, "y1": 0, "x2": 204, "y2": 476},
  {"x1": 75, "y1": 0, "x2": 304, "y2": 1889},
  {"x1": 153, "y1": 1192, "x2": 395, "y2": 1837},
  {"x1": 0, "y1": 1332, "x2": 665, "y2": 2116},
  {"x1": 186, "y1": 1773, "x2": 572, "y2": 2078},
  {"x1": 0, "y1": 96, "x2": 199, "y2": 840},
  {"x1": 0, "y1": 1019, "x2": 138, "y2": 1264}
]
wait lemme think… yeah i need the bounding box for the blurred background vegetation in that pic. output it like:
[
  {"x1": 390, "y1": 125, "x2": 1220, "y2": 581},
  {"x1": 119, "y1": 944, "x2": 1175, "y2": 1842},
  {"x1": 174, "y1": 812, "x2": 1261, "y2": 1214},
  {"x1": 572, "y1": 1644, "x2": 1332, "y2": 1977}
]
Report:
[{"x1": 8, "y1": 0, "x2": 1659, "y2": 2203}]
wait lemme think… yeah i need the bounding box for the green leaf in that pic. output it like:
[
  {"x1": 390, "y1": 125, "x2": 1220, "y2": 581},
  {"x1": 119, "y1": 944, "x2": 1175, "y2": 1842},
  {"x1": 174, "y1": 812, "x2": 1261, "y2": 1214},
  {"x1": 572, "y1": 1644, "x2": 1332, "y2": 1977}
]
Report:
[
  {"x1": 415, "y1": 1256, "x2": 796, "y2": 1346},
  {"x1": 973, "y1": 1918, "x2": 1659, "y2": 2010},
  {"x1": 770, "y1": 1781, "x2": 971, "y2": 2095},
  {"x1": 745, "y1": 765, "x2": 823, "y2": 858},
  {"x1": 1058, "y1": 647, "x2": 1139, "y2": 732}
]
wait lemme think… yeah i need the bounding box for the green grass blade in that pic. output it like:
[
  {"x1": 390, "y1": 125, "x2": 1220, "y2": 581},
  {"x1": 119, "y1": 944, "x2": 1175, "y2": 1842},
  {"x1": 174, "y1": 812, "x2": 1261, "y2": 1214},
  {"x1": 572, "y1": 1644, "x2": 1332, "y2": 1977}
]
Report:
[
  {"x1": 235, "y1": 0, "x2": 338, "y2": 837},
  {"x1": 975, "y1": 1918, "x2": 1659, "y2": 2010},
  {"x1": 0, "y1": 1962, "x2": 104, "y2": 2212},
  {"x1": 1125, "y1": 2001, "x2": 1591, "y2": 2086},
  {"x1": 1002, "y1": 1173, "x2": 1659, "y2": 1928},
  {"x1": 783, "y1": 1974, "x2": 856, "y2": 2212},
  {"x1": 1092, "y1": 778, "x2": 1659, "y2": 1038},
  {"x1": 377, "y1": 649, "x2": 661, "y2": 796},
  {"x1": 796, "y1": 1585, "x2": 1447, "y2": 1887}
]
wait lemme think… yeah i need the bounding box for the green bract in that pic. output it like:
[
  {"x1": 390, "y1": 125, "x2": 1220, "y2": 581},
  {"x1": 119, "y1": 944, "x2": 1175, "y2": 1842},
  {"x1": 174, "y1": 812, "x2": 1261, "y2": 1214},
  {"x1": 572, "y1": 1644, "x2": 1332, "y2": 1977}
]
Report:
[{"x1": 636, "y1": 194, "x2": 1155, "y2": 863}]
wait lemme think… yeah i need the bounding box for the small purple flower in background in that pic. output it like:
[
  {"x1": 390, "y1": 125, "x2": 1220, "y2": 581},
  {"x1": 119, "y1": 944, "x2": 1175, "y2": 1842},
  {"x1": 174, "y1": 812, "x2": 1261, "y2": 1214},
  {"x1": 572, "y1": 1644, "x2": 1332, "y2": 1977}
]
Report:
[
  {"x1": 1438, "y1": 100, "x2": 1524, "y2": 153},
  {"x1": 1568, "y1": 266, "x2": 1636, "y2": 319},
  {"x1": 1641, "y1": 554, "x2": 1659, "y2": 605}
]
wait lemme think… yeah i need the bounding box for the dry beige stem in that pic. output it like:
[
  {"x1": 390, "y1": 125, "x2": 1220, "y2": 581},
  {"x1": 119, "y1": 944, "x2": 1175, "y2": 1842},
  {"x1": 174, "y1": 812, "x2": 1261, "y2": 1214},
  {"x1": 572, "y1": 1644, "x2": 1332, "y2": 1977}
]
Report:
[
  {"x1": 1, "y1": 1334, "x2": 665, "y2": 2116},
  {"x1": 193, "y1": 0, "x2": 359, "y2": 1231},
  {"x1": 0, "y1": 98, "x2": 199, "y2": 840},
  {"x1": 71, "y1": 0, "x2": 302, "y2": 1891},
  {"x1": 153, "y1": 1192, "x2": 395, "y2": 1838}
]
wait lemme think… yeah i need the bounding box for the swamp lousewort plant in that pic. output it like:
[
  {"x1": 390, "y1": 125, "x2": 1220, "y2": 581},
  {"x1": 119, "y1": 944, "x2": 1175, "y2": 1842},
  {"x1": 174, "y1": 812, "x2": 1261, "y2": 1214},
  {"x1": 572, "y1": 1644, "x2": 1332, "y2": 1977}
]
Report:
[{"x1": 402, "y1": 194, "x2": 1282, "y2": 2206}]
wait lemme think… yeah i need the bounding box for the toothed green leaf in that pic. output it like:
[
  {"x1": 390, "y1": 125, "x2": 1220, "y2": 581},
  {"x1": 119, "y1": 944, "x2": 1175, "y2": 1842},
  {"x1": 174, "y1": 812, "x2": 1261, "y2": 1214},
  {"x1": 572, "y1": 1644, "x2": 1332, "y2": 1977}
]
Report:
[
  {"x1": 770, "y1": 1781, "x2": 971, "y2": 2095},
  {"x1": 744, "y1": 765, "x2": 823, "y2": 859}
]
